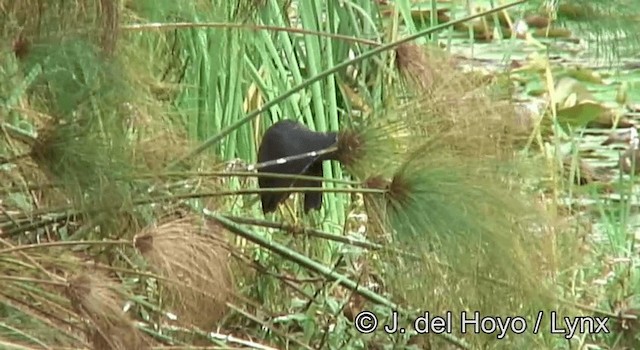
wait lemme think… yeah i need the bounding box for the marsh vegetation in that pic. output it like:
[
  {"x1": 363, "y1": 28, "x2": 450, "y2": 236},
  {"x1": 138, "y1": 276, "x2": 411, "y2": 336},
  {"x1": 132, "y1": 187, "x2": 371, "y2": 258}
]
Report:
[{"x1": 1, "y1": 0, "x2": 640, "y2": 349}]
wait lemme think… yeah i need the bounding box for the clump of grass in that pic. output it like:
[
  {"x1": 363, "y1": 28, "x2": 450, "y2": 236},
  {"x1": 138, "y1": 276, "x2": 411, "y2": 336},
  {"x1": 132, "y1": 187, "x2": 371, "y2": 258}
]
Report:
[
  {"x1": 14, "y1": 34, "x2": 187, "y2": 240},
  {"x1": 394, "y1": 43, "x2": 522, "y2": 160},
  {"x1": 360, "y1": 141, "x2": 564, "y2": 347},
  {"x1": 65, "y1": 271, "x2": 152, "y2": 350},
  {"x1": 15, "y1": 37, "x2": 143, "y2": 237},
  {"x1": 383, "y1": 143, "x2": 542, "y2": 276},
  {"x1": 135, "y1": 131, "x2": 193, "y2": 172},
  {"x1": 394, "y1": 42, "x2": 444, "y2": 93},
  {"x1": 31, "y1": 120, "x2": 132, "y2": 198},
  {"x1": 133, "y1": 215, "x2": 235, "y2": 330},
  {"x1": 335, "y1": 116, "x2": 407, "y2": 180},
  {"x1": 29, "y1": 118, "x2": 143, "y2": 240},
  {"x1": 329, "y1": 43, "x2": 522, "y2": 193},
  {"x1": 0, "y1": 247, "x2": 76, "y2": 347}
]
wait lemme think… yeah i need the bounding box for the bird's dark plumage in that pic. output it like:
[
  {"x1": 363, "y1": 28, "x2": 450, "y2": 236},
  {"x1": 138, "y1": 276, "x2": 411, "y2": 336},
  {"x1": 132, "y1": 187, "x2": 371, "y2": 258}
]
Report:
[{"x1": 257, "y1": 120, "x2": 338, "y2": 214}]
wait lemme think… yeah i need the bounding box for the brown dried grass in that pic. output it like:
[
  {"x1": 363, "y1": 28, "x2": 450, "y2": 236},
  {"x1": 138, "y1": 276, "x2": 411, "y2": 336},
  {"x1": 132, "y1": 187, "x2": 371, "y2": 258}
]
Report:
[
  {"x1": 133, "y1": 215, "x2": 235, "y2": 331},
  {"x1": 128, "y1": 108, "x2": 227, "y2": 211},
  {"x1": 395, "y1": 43, "x2": 443, "y2": 94},
  {"x1": 2, "y1": 0, "x2": 121, "y2": 53},
  {"x1": 395, "y1": 43, "x2": 525, "y2": 159},
  {"x1": 134, "y1": 131, "x2": 192, "y2": 172},
  {"x1": 65, "y1": 271, "x2": 152, "y2": 350}
]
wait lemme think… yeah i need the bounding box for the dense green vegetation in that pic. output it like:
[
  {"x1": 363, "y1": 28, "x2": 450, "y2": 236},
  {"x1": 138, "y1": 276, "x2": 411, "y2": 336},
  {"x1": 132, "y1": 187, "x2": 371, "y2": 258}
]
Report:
[{"x1": 1, "y1": 0, "x2": 640, "y2": 349}]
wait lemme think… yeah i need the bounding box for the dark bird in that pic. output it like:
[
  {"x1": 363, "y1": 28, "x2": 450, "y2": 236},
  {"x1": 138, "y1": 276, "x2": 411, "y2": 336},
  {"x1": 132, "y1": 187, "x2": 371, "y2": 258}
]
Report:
[{"x1": 256, "y1": 119, "x2": 339, "y2": 214}]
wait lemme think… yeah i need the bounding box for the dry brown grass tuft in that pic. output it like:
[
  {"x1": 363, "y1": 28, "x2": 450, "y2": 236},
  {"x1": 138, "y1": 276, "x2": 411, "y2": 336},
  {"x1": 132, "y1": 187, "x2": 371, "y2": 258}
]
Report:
[
  {"x1": 127, "y1": 108, "x2": 227, "y2": 211},
  {"x1": 134, "y1": 131, "x2": 193, "y2": 172},
  {"x1": 335, "y1": 129, "x2": 364, "y2": 169},
  {"x1": 65, "y1": 271, "x2": 152, "y2": 350},
  {"x1": 2, "y1": 0, "x2": 122, "y2": 53},
  {"x1": 395, "y1": 44, "x2": 526, "y2": 159},
  {"x1": 395, "y1": 43, "x2": 444, "y2": 93},
  {"x1": 133, "y1": 215, "x2": 236, "y2": 331}
]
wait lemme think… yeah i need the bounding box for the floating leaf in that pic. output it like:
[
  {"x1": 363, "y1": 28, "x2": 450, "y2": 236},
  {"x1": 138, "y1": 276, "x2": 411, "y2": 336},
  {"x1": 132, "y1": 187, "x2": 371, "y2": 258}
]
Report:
[{"x1": 557, "y1": 100, "x2": 610, "y2": 130}]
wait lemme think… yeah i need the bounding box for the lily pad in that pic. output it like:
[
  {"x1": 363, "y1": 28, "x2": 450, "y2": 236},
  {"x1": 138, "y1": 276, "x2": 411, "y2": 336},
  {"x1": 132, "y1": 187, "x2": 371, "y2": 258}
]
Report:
[{"x1": 557, "y1": 101, "x2": 610, "y2": 131}]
